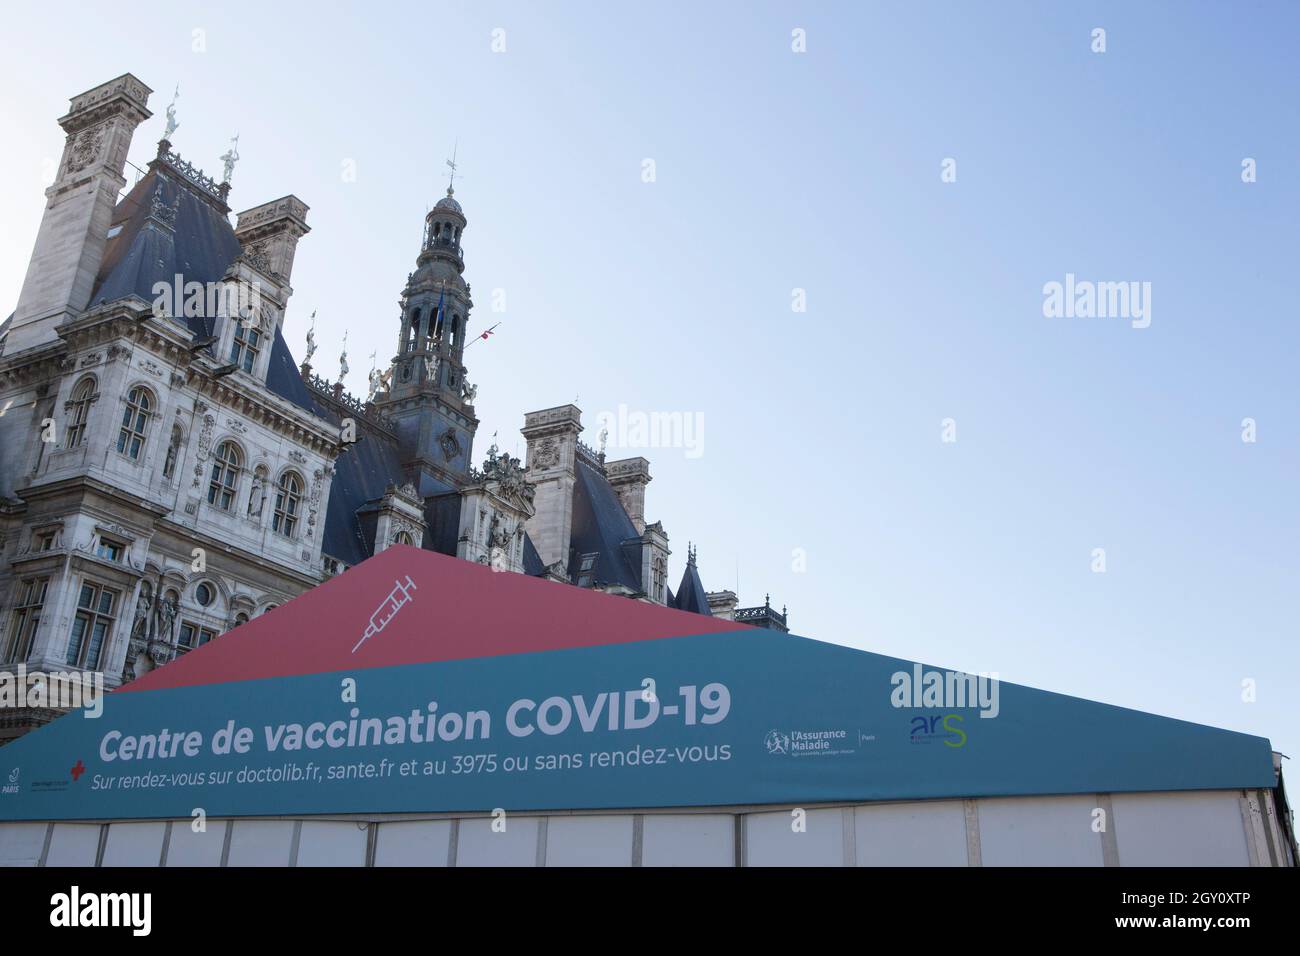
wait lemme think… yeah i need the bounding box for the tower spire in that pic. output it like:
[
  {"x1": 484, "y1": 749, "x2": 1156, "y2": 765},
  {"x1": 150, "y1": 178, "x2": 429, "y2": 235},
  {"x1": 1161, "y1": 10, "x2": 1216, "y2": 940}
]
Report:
[
  {"x1": 445, "y1": 141, "x2": 459, "y2": 195},
  {"x1": 374, "y1": 158, "x2": 478, "y2": 491}
]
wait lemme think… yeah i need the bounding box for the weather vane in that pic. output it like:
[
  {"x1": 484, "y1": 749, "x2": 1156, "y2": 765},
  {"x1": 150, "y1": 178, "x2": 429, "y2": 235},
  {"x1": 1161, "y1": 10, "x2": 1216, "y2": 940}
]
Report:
[{"x1": 445, "y1": 142, "x2": 459, "y2": 193}]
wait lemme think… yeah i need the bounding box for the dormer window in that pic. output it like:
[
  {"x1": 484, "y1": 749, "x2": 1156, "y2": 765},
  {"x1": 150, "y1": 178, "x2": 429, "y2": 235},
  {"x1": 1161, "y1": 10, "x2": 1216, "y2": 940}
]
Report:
[
  {"x1": 230, "y1": 322, "x2": 261, "y2": 373},
  {"x1": 577, "y1": 552, "x2": 598, "y2": 588}
]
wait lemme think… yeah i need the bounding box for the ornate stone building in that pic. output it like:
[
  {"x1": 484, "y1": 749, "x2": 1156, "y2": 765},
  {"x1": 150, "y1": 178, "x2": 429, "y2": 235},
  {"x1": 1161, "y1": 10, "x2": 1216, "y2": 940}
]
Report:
[{"x1": 0, "y1": 73, "x2": 783, "y2": 744}]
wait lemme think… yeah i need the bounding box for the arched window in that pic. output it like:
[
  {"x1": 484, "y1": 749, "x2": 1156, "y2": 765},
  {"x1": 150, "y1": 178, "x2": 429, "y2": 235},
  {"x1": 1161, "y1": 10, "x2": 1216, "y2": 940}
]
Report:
[
  {"x1": 394, "y1": 531, "x2": 414, "y2": 546},
  {"x1": 65, "y1": 377, "x2": 96, "y2": 448},
  {"x1": 207, "y1": 441, "x2": 242, "y2": 510},
  {"x1": 230, "y1": 322, "x2": 261, "y2": 373},
  {"x1": 116, "y1": 386, "x2": 153, "y2": 460},
  {"x1": 163, "y1": 425, "x2": 183, "y2": 479},
  {"x1": 273, "y1": 471, "x2": 303, "y2": 536},
  {"x1": 407, "y1": 309, "x2": 421, "y2": 352}
]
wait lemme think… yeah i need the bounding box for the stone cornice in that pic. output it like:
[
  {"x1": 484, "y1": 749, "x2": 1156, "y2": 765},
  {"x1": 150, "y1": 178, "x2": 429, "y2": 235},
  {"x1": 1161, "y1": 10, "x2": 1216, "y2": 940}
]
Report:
[
  {"x1": 153, "y1": 516, "x2": 322, "y2": 590},
  {"x1": 14, "y1": 474, "x2": 172, "y2": 520},
  {"x1": 59, "y1": 74, "x2": 152, "y2": 135},
  {"x1": 45, "y1": 303, "x2": 343, "y2": 457}
]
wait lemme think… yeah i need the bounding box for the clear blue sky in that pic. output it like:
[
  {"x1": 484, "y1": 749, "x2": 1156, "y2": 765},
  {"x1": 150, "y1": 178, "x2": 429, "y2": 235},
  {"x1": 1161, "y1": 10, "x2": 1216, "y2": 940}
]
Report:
[{"x1": 2, "y1": 2, "x2": 1297, "y2": 764}]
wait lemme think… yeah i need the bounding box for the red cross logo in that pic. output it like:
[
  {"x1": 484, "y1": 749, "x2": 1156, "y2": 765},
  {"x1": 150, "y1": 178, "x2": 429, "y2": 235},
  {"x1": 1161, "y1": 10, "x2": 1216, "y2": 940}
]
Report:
[{"x1": 70, "y1": 760, "x2": 85, "y2": 781}]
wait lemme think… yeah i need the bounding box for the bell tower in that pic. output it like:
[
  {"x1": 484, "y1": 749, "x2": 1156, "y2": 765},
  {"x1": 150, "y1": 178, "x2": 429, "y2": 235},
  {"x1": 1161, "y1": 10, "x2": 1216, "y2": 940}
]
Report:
[{"x1": 373, "y1": 186, "x2": 479, "y2": 494}]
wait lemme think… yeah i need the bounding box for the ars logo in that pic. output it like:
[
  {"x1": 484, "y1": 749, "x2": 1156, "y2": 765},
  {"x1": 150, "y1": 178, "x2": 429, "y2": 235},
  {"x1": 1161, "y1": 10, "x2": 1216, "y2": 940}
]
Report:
[{"x1": 764, "y1": 730, "x2": 790, "y2": 756}]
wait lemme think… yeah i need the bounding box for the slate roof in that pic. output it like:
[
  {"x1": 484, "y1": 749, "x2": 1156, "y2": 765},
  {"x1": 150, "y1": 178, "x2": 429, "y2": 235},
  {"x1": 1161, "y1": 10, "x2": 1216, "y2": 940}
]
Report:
[
  {"x1": 522, "y1": 533, "x2": 545, "y2": 576},
  {"x1": 568, "y1": 458, "x2": 643, "y2": 593},
  {"x1": 88, "y1": 159, "x2": 405, "y2": 566},
  {"x1": 83, "y1": 161, "x2": 723, "y2": 614},
  {"x1": 673, "y1": 557, "x2": 711, "y2": 615},
  {"x1": 94, "y1": 166, "x2": 241, "y2": 339}
]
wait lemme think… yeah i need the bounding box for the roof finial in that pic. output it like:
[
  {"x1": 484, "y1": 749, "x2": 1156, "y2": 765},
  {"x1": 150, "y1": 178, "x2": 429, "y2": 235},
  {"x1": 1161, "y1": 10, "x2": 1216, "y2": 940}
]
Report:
[
  {"x1": 366, "y1": 351, "x2": 381, "y2": 401},
  {"x1": 163, "y1": 84, "x2": 180, "y2": 141},
  {"x1": 304, "y1": 311, "x2": 317, "y2": 365},
  {"x1": 219, "y1": 133, "x2": 240, "y2": 185},
  {"x1": 445, "y1": 141, "x2": 459, "y2": 196},
  {"x1": 337, "y1": 330, "x2": 349, "y2": 385}
]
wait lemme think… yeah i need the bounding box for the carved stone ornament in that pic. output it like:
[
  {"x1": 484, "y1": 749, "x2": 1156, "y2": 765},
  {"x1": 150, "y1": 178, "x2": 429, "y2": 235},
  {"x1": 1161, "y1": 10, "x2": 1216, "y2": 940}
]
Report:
[
  {"x1": 65, "y1": 124, "x2": 105, "y2": 175},
  {"x1": 195, "y1": 414, "x2": 216, "y2": 460},
  {"x1": 439, "y1": 428, "x2": 461, "y2": 462},
  {"x1": 533, "y1": 437, "x2": 559, "y2": 469},
  {"x1": 472, "y1": 445, "x2": 535, "y2": 509}
]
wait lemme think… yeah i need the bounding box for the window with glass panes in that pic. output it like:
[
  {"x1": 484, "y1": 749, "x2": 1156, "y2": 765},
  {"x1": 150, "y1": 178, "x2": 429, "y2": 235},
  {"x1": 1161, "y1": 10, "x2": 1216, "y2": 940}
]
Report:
[
  {"x1": 5, "y1": 577, "x2": 48, "y2": 662},
  {"x1": 95, "y1": 538, "x2": 124, "y2": 562},
  {"x1": 65, "y1": 377, "x2": 95, "y2": 448},
  {"x1": 116, "y1": 386, "x2": 152, "y2": 459},
  {"x1": 208, "y1": 441, "x2": 242, "y2": 510},
  {"x1": 273, "y1": 472, "x2": 302, "y2": 536},
  {"x1": 67, "y1": 582, "x2": 118, "y2": 669},
  {"x1": 230, "y1": 322, "x2": 261, "y2": 373},
  {"x1": 177, "y1": 621, "x2": 217, "y2": 652}
]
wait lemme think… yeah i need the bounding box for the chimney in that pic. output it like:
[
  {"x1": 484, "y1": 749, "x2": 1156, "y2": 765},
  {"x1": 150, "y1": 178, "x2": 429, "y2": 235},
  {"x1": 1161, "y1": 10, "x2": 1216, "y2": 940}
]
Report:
[
  {"x1": 521, "y1": 404, "x2": 582, "y2": 567},
  {"x1": 234, "y1": 196, "x2": 311, "y2": 290},
  {"x1": 231, "y1": 196, "x2": 311, "y2": 340},
  {"x1": 7, "y1": 74, "x2": 152, "y2": 354},
  {"x1": 605, "y1": 456, "x2": 652, "y2": 533}
]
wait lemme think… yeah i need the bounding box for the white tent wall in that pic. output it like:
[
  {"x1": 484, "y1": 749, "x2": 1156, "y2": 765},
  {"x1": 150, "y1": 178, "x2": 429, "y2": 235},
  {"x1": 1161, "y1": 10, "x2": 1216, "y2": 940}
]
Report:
[{"x1": 2, "y1": 787, "x2": 1291, "y2": 867}]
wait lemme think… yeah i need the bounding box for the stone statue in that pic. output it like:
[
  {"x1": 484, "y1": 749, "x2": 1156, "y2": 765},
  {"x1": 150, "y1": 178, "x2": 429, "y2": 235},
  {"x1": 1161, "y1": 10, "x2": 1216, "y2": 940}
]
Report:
[
  {"x1": 163, "y1": 84, "x2": 180, "y2": 141},
  {"x1": 249, "y1": 470, "x2": 266, "y2": 517},
  {"x1": 461, "y1": 380, "x2": 477, "y2": 403},
  {"x1": 338, "y1": 330, "x2": 349, "y2": 384},
  {"x1": 305, "y1": 311, "x2": 317, "y2": 364},
  {"x1": 131, "y1": 589, "x2": 153, "y2": 641},
  {"x1": 427, "y1": 354, "x2": 440, "y2": 384},
  {"x1": 154, "y1": 592, "x2": 177, "y2": 645},
  {"x1": 367, "y1": 351, "x2": 381, "y2": 401},
  {"x1": 489, "y1": 512, "x2": 511, "y2": 549},
  {"x1": 219, "y1": 133, "x2": 240, "y2": 185}
]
